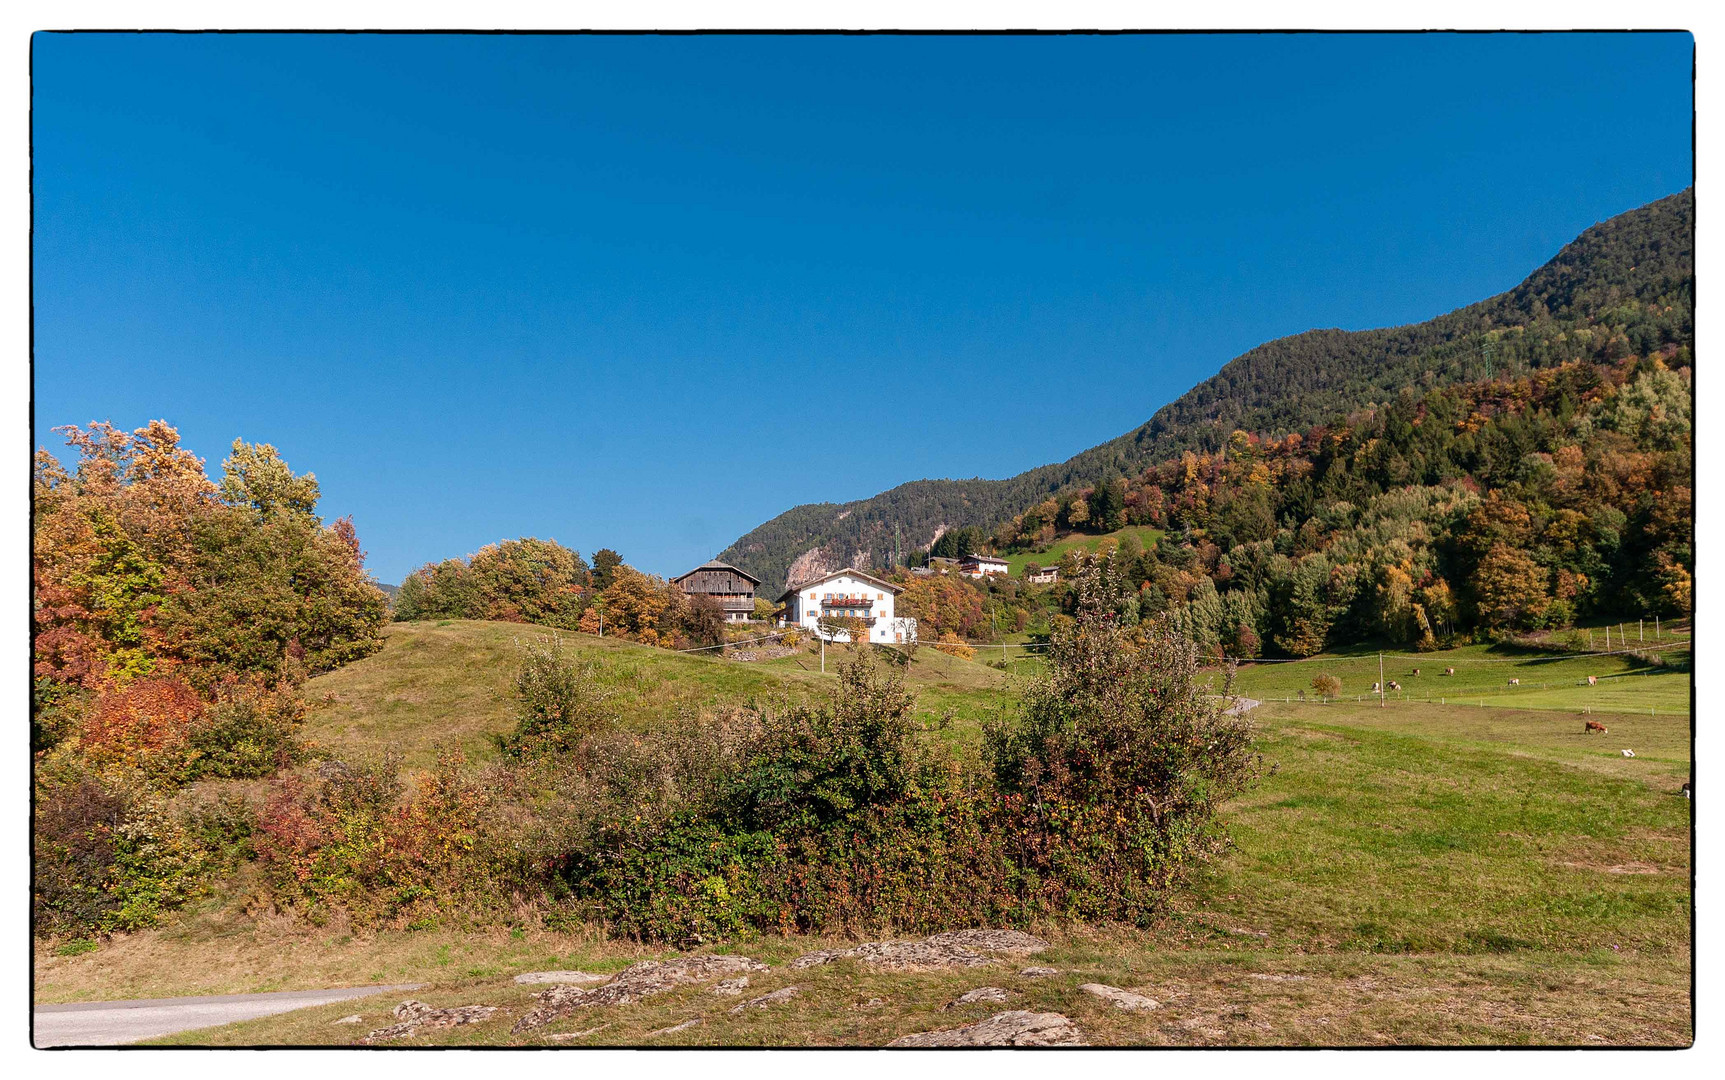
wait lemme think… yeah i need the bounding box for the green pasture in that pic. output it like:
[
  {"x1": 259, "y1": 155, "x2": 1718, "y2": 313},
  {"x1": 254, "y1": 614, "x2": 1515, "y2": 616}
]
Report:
[
  {"x1": 1001, "y1": 525, "x2": 1165, "y2": 576},
  {"x1": 1225, "y1": 639, "x2": 1691, "y2": 716}
]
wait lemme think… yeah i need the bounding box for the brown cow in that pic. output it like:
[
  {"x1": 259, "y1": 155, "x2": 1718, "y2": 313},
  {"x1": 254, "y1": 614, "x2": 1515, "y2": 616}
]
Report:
[
  {"x1": 1410, "y1": 668, "x2": 1420, "y2": 677},
  {"x1": 1444, "y1": 667, "x2": 1455, "y2": 676},
  {"x1": 1586, "y1": 675, "x2": 1598, "y2": 686},
  {"x1": 1388, "y1": 680, "x2": 1402, "y2": 691},
  {"x1": 1585, "y1": 721, "x2": 1608, "y2": 734},
  {"x1": 1508, "y1": 678, "x2": 1520, "y2": 686}
]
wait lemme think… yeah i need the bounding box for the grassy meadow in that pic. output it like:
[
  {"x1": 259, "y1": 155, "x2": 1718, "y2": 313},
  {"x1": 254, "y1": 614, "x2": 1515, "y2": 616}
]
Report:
[
  {"x1": 999, "y1": 525, "x2": 1165, "y2": 576},
  {"x1": 302, "y1": 620, "x2": 1017, "y2": 769},
  {"x1": 1226, "y1": 637, "x2": 1691, "y2": 716},
  {"x1": 36, "y1": 619, "x2": 1692, "y2": 1045}
]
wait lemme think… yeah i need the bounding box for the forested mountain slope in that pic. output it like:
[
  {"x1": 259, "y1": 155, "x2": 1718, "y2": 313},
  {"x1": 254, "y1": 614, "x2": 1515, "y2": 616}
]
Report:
[{"x1": 721, "y1": 189, "x2": 1693, "y2": 592}]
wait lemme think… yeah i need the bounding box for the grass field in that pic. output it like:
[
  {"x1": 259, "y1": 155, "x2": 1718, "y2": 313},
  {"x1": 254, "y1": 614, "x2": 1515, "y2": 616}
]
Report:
[
  {"x1": 37, "y1": 619, "x2": 1692, "y2": 1046},
  {"x1": 304, "y1": 620, "x2": 1016, "y2": 769},
  {"x1": 1000, "y1": 526, "x2": 1166, "y2": 576},
  {"x1": 1226, "y1": 638, "x2": 1691, "y2": 716}
]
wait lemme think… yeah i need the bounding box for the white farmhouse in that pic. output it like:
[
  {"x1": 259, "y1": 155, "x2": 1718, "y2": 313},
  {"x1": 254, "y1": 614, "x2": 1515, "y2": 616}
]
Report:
[
  {"x1": 959, "y1": 554, "x2": 1009, "y2": 578},
  {"x1": 777, "y1": 568, "x2": 918, "y2": 645}
]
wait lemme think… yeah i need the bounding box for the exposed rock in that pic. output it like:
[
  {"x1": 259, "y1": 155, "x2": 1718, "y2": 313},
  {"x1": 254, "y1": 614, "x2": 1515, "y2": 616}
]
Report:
[
  {"x1": 1246, "y1": 973, "x2": 1310, "y2": 983},
  {"x1": 1020, "y1": 966, "x2": 1059, "y2": 978},
  {"x1": 546, "y1": 1023, "x2": 610, "y2": 1041},
  {"x1": 513, "y1": 970, "x2": 611, "y2": 985},
  {"x1": 945, "y1": 987, "x2": 1011, "y2": 1009},
  {"x1": 332, "y1": 1014, "x2": 363, "y2": 1025},
  {"x1": 925, "y1": 929, "x2": 1050, "y2": 955},
  {"x1": 1078, "y1": 983, "x2": 1160, "y2": 1011},
  {"x1": 792, "y1": 929, "x2": 1047, "y2": 972},
  {"x1": 888, "y1": 1010, "x2": 1085, "y2": 1047},
  {"x1": 730, "y1": 986, "x2": 800, "y2": 1014},
  {"x1": 358, "y1": 1000, "x2": 499, "y2": 1043},
  {"x1": 512, "y1": 955, "x2": 767, "y2": 1032},
  {"x1": 712, "y1": 977, "x2": 750, "y2": 996},
  {"x1": 856, "y1": 997, "x2": 886, "y2": 1009},
  {"x1": 648, "y1": 1018, "x2": 704, "y2": 1036}
]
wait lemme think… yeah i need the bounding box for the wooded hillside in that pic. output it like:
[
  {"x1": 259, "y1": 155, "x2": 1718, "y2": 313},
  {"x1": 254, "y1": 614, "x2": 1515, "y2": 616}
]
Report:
[{"x1": 720, "y1": 189, "x2": 1693, "y2": 593}]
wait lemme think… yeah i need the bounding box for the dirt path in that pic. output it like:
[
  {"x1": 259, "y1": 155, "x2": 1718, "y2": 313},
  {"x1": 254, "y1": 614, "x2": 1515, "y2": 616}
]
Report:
[{"x1": 33, "y1": 984, "x2": 421, "y2": 1047}]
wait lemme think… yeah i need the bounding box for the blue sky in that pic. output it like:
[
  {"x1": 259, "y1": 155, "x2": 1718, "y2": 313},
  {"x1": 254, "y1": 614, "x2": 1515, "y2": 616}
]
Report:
[{"x1": 32, "y1": 33, "x2": 1693, "y2": 584}]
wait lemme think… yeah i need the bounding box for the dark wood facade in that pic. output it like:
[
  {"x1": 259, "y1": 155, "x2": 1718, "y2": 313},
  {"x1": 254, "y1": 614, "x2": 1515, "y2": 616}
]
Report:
[{"x1": 671, "y1": 560, "x2": 763, "y2": 622}]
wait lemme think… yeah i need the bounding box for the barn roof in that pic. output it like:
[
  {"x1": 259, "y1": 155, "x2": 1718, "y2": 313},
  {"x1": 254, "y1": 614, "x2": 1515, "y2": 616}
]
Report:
[{"x1": 670, "y1": 560, "x2": 763, "y2": 586}]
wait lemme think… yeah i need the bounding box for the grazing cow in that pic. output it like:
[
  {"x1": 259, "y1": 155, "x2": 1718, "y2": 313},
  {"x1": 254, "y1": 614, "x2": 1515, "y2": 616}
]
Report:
[
  {"x1": 1387, "y1": 680, "x2": 1402, "y2": 691},
  {"x1": 1585, "y1": 721, "x2": 1608, "y2": 734},
  {"x1": 1508, "y1": 678, "x2": 1520, "y2": 686},
  {"x1": 1410, "y1": 668, "x2": 1420, "y2": 677},
  {"x1": 1444, "y1": 667, "x2": 1455, "y2": 676},
  {"x1": 1682, "y1": 780, "x2": 1691, "y2": 799},
  {"x1": 1586, "y1": 675, "x2": 1598, "y2": 686},
  {"x1": 1371, "y1": 682, "x2": 1381, "y2": 693}
]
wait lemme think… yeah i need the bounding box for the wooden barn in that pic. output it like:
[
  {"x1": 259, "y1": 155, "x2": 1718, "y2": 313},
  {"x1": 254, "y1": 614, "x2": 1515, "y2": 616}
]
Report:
[{"x1": 670, "y1": 560, "x2": 763, "y2": 623}]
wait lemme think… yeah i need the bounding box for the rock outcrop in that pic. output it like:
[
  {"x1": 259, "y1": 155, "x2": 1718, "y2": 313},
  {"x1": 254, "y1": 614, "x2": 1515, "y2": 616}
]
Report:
[
  {"x1": 512, "y1": 970, "x2": 610, "y2": 985},
  {"x1": 792, "y1": 930, "x2": 1049, "y2": 972},
  {"x1": 945, "y1": 987, "x2": 1012, "y2": 1009},
  {"x1": 358, "y1": 1000, "x2": 499, "y2": 1043},
  {"x1": 1078, "y1": 983, "x2": 1159, "y2": 1011},
  {"x1": 512, "y1": 955, "x2": 767, "y2": 1033},
  {"x1": 888, "y1": 1010, "x2": 1085, "y2": 1047}
]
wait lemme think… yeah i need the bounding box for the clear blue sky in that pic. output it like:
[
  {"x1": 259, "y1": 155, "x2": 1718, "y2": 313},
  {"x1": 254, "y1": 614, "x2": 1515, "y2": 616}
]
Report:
[{"x1": 33, "y1": 32, "x2": 1693, "y2": 585}]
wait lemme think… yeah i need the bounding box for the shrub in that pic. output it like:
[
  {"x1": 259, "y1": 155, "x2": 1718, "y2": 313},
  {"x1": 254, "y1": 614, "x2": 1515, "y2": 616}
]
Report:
[
  {"x1": 183, "y1": 679, "x2": 307, "y2": 779},
  {"x1": 73, "y1": 675, "x2": 306, "y2": 784},
  {"x1": 932, "y1": 633, "x2": 975, "y2": 659},
  {"x1": 255, "y1": 747, "x2": 507, "y2": 927},
  {"x1": 1311, "y1": 673, "x2": 1342, "y2": 700},
  {"x1": 32, "y1": 766, "x2": 227, "y2": 936},
  {"x1": 497, "y1": 636, "x2": 615, "y2": 756},
  {"x1": 679, "y1": 594, "x2": 726, "y2": 648},
  {"x1": 983, "y1": 560, "x2": 1263, "y2": 921}
]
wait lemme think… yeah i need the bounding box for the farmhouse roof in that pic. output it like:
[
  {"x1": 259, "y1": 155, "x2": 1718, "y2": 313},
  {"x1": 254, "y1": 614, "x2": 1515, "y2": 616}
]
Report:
[
  {"x1": 777, "y1": 567, "x2": 902, "y2": 602},
  {"x1": 670, "y1": 560, "x2": 762, "y2": 586}
]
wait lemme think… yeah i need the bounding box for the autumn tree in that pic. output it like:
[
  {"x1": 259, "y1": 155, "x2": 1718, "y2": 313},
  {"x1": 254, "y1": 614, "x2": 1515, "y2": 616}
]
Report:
[
  {"x1": 680, "y1": 594, "x2": 727, "y2": 648},
  {"x1": 1471, "y1": 543, "x2": 1551, "y2": 629}
]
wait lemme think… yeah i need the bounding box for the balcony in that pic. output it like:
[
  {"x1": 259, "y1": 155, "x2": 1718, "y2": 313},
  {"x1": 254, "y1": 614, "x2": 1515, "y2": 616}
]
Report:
[{"x1": 819, "y1": 595, "x2": 876, "y2": 609}]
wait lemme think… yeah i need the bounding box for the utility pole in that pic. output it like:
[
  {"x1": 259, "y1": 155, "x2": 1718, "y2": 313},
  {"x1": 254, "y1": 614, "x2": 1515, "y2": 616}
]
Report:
[
  {"x1": 1639, "y1": 618, "x2": 1644, "y2": 643},
  {"x1": 821, "y1": 633, "x2": 826, "y2": 674},
  {"x1": 1379, "y1": 652, "x2": 1385, "y2": 708}
]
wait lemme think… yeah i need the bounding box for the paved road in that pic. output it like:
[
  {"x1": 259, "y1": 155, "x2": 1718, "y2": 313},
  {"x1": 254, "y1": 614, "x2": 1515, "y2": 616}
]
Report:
[{"x1": 34, "y1": 984, "x2": 421, "y2": 1047}]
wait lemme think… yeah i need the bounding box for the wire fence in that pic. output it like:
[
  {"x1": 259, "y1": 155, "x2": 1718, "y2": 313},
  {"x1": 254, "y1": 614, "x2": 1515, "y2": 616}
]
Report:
[{"x1": 1213, "y1": 638, "x2": 1690, "y2": 666}]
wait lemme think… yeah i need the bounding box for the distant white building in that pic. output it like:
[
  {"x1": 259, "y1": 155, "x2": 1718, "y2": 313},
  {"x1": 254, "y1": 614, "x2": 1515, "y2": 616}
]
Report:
[
  {"x1": 1024, "y1": 564, "x2": 1058, "y2": 584},
  {"x1": 959, "y1": 554, "x2": 1009, "y2": 578},
  {"x1": 777, "y1": 568, "x2": 918, "y2": 644}
]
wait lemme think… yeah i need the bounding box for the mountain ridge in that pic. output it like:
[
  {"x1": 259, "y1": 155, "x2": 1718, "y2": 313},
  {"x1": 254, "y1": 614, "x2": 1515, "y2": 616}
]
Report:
[{"x1": 720, "y1": 189, "x2": 1694, "y2": 593}]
